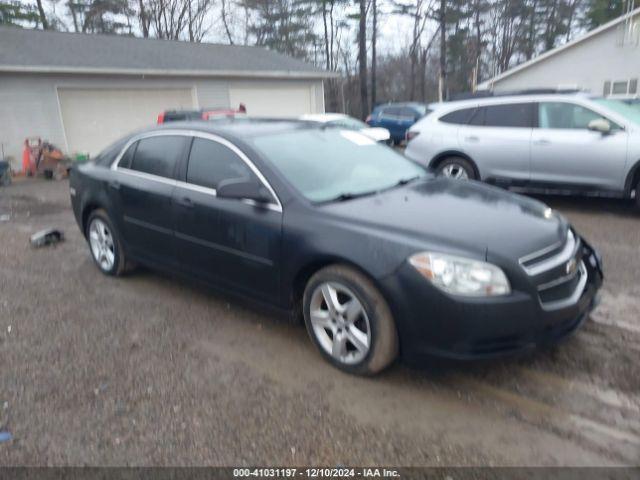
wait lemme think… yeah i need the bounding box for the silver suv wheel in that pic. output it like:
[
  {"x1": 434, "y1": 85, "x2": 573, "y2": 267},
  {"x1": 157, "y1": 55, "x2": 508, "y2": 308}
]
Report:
[{"x1": 441, "y1": 163, "x2": 469, "y2": 179}]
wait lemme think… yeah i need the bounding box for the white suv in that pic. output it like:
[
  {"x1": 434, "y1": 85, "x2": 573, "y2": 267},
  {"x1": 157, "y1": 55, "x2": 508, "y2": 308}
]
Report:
[{"x1": 404, "y1": 94, "x2": 640, "y2": 207}]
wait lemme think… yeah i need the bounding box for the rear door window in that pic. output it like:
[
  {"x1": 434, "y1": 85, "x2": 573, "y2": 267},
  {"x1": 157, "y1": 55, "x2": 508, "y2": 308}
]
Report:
[
  {"x1": 118, "y1": 142, "x2": 137, "y2": 169},
  {"x1": 186, "y1": 137, "x2": 255, "y2": 190},
  {"x1": 468, "y1": 107, "x2": 486, "y2": 126},
  {"x1": 130, "y1": 135, "x2": 187, "y2": 178},
  {"x1": 483, "y1": 103, "x2": 533, "y2": 128},
  {"x1": 440, "y1": 107, "x2": 476, "y2": 124}
]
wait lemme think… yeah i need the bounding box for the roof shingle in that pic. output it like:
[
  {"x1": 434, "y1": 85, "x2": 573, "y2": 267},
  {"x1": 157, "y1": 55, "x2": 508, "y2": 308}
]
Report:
[{"x1": 0, "y1": 27, "x2": 331, "y2": 78}]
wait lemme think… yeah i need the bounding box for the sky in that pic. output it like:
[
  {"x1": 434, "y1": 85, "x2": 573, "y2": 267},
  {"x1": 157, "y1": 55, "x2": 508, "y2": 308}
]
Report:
[{"x1": 33, "y1": 0, "x2": 431, "y2": 57}]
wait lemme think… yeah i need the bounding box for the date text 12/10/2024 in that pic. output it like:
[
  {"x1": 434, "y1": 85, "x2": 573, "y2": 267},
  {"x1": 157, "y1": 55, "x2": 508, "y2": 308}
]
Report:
[{"x1": 233, "y1": 468, "x2": 401, "y2": 478}]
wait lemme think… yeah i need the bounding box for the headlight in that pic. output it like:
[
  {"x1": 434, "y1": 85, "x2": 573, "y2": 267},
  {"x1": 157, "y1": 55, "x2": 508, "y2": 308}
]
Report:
[{"x1": 408, "y1": 252, "x2": 510, "y2": 297}]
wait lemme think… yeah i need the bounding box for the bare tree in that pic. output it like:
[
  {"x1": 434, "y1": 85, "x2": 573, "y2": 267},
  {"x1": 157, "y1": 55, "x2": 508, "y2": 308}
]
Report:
[
  {"x1": 36, "y1": 0, "x2": 49, "y2": 28},
  {"x1": 220, "y1": 0, "x2": 234, "y2": 43},
  {"x1": 357, "y1": 0, "x2": 368, "y2": 118},
  {"x1": 371, "y1": 0, "x2": 377, "y2": 107},
  {"x1": 438, "y1": 0, "x2": 446, "y2": 100}
]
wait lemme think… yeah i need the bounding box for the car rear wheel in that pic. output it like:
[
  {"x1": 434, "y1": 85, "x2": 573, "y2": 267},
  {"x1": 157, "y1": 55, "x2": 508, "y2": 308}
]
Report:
[
  {"x1": 635, "y1": 179, "x2": 640, "y2": 210},
  {"x1": 86, "y1": 209, "x2": 128, "y2": 276},
  {"x1": 437, "y1": 156, "x2": 476, "y2": 180},
  {"x1": 303, "y1": 265, "x2": 398, "y2": 375}
]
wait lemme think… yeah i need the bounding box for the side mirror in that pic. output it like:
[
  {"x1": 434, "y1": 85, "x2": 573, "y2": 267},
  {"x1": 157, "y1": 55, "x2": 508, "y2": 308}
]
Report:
[
  {"x1": 216, "y1": 178, "x2": 272, "y2": 204},
  {"x1": 588, "y1": 118, "x2": 611, "y2": 134}
]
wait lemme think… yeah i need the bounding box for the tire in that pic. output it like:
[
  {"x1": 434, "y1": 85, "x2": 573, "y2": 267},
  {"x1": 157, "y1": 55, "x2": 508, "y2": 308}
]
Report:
[
  {"x1": 436, "y1": 156, "x2": 476, "y2": 180},
  {"x1": 85, "y1": 209, "x2": 128, "y2": 276},
  {"x1": 303, "y1": 265, "x2": 399, "y2": 375},
  {"x1": 635, "y1": 179, "x2": 640, "y2": 210}
]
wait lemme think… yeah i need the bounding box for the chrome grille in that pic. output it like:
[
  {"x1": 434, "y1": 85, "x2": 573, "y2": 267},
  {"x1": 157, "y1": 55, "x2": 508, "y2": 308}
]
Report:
[
  {"x1": 538, "y1": 261, "x2": 587, "y2": 310},
  {"x1": 519, "y1": 230, "x2": 588, "y2": 310},
  {"x1": 519, "y1": 230, "x2": 578, "y2": 276}
]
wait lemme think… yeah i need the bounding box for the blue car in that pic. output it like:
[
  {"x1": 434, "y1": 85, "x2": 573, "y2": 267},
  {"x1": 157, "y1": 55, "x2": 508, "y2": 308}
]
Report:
[{"x1": 366, "y1": 102, "x2": 429, "y2": 144}]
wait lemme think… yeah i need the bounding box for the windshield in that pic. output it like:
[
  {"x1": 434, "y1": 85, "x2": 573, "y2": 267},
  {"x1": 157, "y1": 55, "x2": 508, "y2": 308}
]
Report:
[
  {"x1": 251, "y1": 129, "x2": 428, "y2": 202},
  {"x1": 594, "y1": 99, "x2": 640, "y2": 125},
  {"x1": 327, "y1": 117, "x2": 369, "y2": 130}
]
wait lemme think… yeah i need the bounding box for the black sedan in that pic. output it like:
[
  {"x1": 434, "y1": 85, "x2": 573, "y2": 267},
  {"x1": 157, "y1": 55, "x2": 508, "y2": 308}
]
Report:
[{"x1": 69, "y1": 120, "x2": 603, "y2": 375}]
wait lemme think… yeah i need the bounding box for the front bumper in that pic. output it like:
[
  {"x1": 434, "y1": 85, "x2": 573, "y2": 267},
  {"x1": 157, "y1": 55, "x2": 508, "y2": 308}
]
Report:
[{"x1": 381, "y1": 243, "x2": 603, "y2": 362}]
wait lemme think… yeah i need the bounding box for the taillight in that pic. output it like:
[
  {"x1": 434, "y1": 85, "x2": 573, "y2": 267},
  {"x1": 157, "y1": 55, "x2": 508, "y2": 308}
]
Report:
[
  {"x1": 406, "y1": 131, "x2": 420, "y2": 142},
  {"x1": 157, "y1": 113, "x2": 165, "y2": 124}
]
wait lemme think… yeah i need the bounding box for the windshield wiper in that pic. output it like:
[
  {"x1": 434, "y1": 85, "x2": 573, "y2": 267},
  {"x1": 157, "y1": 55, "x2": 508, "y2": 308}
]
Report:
[
  {"x1": 394, "y1": 175, "x2": 421, "y2": 187},
  {"x1": 322, "y1": 191, "x2": 377, "y2": 203},
  {"x1": 322, "y1": 177, "x2": 424, "y2": 204}
]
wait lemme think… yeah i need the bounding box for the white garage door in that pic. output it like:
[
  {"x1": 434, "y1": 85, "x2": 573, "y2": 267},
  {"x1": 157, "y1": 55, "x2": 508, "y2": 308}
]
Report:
[
  {"x1": 58, "y1": 88, "x2": 194, "y2": 156},
  {"x1": 229, "y1": 84, "x2": 313, "y2": 117}
]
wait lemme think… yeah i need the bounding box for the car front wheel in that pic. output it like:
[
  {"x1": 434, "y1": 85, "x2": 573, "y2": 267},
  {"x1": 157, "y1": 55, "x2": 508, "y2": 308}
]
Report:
[
  {"x1": 303, "y1": 265, "x2": 399, "y2": 375},
  {"x1": 86, "y1": 209, "x2": 128, "y2": 276},
  {"x1": 437, "y1": 156, "x2": 476, "y2": 180}
]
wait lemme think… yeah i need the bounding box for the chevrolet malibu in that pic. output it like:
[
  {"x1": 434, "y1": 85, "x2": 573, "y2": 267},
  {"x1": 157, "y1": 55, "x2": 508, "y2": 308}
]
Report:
[{"x1": 69, "y1": 120, "x2": 603, "y2": 375}]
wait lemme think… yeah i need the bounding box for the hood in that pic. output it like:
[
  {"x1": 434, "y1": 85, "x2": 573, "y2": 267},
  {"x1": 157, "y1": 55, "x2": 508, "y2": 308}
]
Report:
[{"x1": 319, "y1": 177, "x2": 567, "y2": 261}]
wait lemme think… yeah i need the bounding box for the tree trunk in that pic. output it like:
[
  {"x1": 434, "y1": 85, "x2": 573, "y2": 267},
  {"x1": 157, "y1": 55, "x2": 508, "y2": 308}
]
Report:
[
  {"x1": 439, "y1": 0, "x2": 446, "y2": 101},
  {"x1": 139, "y1": 0, "x2": 149, "y2": 38},
  {"x1": 371, "y1": 0, "x2": 377, "y2": 107},
  {"x1": 322, "y1": 0, "x2": 330, "y2": 71},
  {"x1": 36, "y1": 0, "x2": 48, "y2": 29},
  {"x1": 69, "y1": 1, "x2": 79, "y2": 32},
  {"x1": 221, "y1": 0, "x2": 234, "y2": 44},
  {"x1": 358, "y1": 0, "x2": 368, "y2": 119}
]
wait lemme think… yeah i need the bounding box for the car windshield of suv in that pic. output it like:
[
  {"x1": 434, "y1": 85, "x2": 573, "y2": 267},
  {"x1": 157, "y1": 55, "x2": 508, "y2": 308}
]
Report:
[
  {"x1": 594, "y1": 99, "x2": 640, "y2": 125},
  {"x1": 251, "y1": 129, "x2": 428, "y2": 202}
]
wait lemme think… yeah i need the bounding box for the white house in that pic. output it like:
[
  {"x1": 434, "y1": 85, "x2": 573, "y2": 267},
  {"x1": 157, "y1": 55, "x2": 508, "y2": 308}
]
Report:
[
  {"x1": 478, "y1": 7, "x2": 640, "y2": 97},
  {"x1": 0, "y1": 27, "x2": 332, "y2": 166}
]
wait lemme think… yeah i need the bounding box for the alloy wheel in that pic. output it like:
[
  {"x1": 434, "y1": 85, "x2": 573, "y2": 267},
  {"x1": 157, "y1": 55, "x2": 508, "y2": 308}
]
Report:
[
  {"x1": 89, "y1": 218, "x2": 116, "y2": 271},
  {"x1": 309, "y1": 282, "x2": 371, "y2": 365},
  {"x1": 441, "y1": 163, "x2": 469, "y2": 180}
]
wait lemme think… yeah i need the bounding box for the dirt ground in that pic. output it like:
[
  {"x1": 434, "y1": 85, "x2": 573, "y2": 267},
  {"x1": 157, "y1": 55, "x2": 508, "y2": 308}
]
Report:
[{"x1": 0, "y1": 178, "x2": 639, "y2": 467}]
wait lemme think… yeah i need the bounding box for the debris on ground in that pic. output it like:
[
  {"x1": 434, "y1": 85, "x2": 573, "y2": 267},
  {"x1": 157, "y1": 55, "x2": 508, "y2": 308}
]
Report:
[
  {"x1": 30, "y1": 228, "x2": 64, "y2": 248},
  {"x1": 23, "y1": 138, "x2": 71, "y2": 180},
  {"x1": 0, "y1": 431, "x2": 12, "y2": 444}
]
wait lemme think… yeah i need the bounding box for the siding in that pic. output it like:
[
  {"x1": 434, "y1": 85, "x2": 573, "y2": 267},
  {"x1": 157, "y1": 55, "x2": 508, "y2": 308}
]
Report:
[
  {"x1": 485, "y1": 17, "x2": 640, "y2": 94},
  {"x1": 0, "y1": 73, "x2": 324, "y2": 168}
]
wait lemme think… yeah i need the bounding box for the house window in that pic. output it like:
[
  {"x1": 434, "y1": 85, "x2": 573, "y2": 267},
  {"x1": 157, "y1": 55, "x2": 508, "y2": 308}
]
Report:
[
  {"x1": 603, "y1": 81, "x2": 611, "y2": 96},
  {"x1": 630, "y1": 79, "x2": 638, "y2": 94},
  {"x1": 612, "y1": 81, "x2": 629, "y2": 95}
]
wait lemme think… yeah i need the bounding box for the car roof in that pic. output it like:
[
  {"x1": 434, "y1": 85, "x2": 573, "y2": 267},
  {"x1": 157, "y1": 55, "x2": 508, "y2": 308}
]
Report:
[
  {"x1": 374, "y1": 102, "x2": 425, "y2": 109},
  {"x1": 147, "y1": 118, "x2": 319, "y2": 141},
  {"x1": 429, "y1": 92, "x2": 597, "y2": 111}
]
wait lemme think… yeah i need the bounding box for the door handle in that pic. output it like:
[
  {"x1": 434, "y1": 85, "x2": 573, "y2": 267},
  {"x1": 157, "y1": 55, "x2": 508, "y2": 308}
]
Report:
[
  {"x1": 465, "y1": 135, "x2": 479, "y2": 142},
  {"x1": 534, "y1": 139, "x2": 551, "y2": 146},
  {"x1": 108, "y1": 181, "x2": 120, "y2": 190},
  {"x1": 176, "y1": 196, "x2": 194, "y2": 208}
]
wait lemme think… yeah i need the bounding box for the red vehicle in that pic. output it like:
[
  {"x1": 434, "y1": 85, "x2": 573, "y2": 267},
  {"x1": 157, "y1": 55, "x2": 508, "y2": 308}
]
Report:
[{"x1": 157, "y1": 104, "x2": 246, "y2": 124}]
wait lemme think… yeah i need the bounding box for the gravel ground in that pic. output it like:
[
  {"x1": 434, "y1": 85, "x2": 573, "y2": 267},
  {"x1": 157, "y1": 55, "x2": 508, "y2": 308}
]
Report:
[{"x1": 0, "y1": 179, "x2": 639, "y2": 466}]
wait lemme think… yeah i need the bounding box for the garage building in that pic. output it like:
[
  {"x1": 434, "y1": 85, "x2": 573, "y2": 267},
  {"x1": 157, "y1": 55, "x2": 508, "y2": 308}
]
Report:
[{"x1": 0, "y1": 27, "x2": 331, "y2": 167}]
